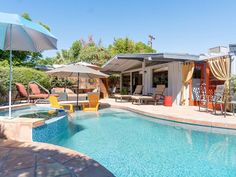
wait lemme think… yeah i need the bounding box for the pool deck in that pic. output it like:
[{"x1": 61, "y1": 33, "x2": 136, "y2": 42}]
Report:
[
  {"x1": 100, "y1": 98, "x2": 236, "y2": 130},
  {"x1": 0, "y1": 139, "x2": 114, "y2": 177}
]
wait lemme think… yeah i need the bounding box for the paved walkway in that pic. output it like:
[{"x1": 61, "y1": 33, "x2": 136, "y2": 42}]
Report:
[
  {"x1": 0, "y1": 139, "x2": 114, "y2": 177},
  {"x1": 101, "y1": 98, "x2": 236, "y2": 129}
]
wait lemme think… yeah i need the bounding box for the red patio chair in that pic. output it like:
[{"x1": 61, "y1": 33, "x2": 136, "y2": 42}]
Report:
[
  {"x1": 15, "y1": 83, "x2": 28, "y2": 102},
  {"x1": 28, "y1": 81, "x2": 50, "y2": 102}
]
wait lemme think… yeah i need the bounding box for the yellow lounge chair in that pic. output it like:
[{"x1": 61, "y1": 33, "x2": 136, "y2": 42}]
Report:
[
  {"x1": 82, "y1": 94, "x2": 100, "y2": 112},
  {"x1": 49, "y1": 96, "x2": 74, "y2": 113}
]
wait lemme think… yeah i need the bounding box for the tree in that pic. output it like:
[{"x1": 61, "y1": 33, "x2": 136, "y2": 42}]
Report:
[
  {"x1": 69, "y1": 40, "x2": 82, "y2": 62},
  {"x1": 21, "y1": 12, "x2": 32, "y2": 21},
  {"x1": 79, "y1": 45, "x2": 111, "y2": 66},
  {"x1": 108, "y1": 37, "x2": 156, "y2": 55},
  {"x1": 38, "y1": 22, "x2": 50, "y2": 31}
]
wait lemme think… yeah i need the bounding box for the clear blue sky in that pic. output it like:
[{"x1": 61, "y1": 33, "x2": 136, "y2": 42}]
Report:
[{"x1": 0, "y1": 0, "x2": 235, "y2": 57}]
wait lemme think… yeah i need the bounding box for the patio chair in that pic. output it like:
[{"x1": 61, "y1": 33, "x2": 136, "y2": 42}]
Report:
[
  {"x1": 49, "y1": 95, "x2": 74, "y2": 113},
  {"x1": 211, "y1": 85, "x2": 225, "y2": 115},
  {"x1": 114, "y1": 85, "x2": 143, "y2": 102},
  {"x1": 131, "y1": 85, "x2": 165, "y2": 105},
  {"x1": 28, "y1": 81, "x2": 50, "y2": 102},
  {"x1": 198, "y1": 83, "x2": 209, "y2": 112},
  {"x1": 15, "y1": 83, "x2": 28, "y2": 102},
  {"x1": 228, "y1": 80, "x2": 236, "y2": 116},
  {"x1": 82, "y1": 93, "x2": 100, "y2": 112},
  {"x1": 109, "y1": 87, "x2": 116, "y2": 97}
]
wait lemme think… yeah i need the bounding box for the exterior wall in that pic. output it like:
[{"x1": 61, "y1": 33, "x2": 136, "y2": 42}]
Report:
[{"x1": 122, "y1": 61, "x2": 184, "y2": 105}]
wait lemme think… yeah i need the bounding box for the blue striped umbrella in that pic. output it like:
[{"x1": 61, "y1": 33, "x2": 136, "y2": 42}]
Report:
[{"x1": 0, "y1": 12, "x2": 57, "y2": 118}]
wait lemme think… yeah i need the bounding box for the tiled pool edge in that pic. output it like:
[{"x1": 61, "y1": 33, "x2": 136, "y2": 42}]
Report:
[{"x1": 108, "y1": 104, "x2": 236, "y2": 130}]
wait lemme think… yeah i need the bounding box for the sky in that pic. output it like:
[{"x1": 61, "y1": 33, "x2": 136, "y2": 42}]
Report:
[{"x1": 0, "y1": 0, "x2": 235, "y2": 57}]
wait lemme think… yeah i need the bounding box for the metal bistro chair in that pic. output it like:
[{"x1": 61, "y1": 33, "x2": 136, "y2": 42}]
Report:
[
  {"x1": 211, "y1": 85, "x2": 225, "y2": 115},
  {"x1": 198, "y1": 83, "x2": 209, "y2": 112},
  {"x1": 228, "y1": 79, "x2": 236, "y2": 116}
]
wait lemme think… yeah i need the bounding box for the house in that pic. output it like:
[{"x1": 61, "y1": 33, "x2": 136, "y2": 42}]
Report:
[
  {"x1": 102, "y1": 46, "x2": 236, "y2": 106},
  {"x1": 102, "y1": 53, "x2": 199, "y2": 105}
]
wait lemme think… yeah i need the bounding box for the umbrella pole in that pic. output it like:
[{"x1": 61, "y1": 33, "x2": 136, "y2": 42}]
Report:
[
  {"x1": 8, "y1": 24, "x2": 13, "y2": 119},
  {"x1": 77, "y1": 73, "x2": 79, "y2": 107}
]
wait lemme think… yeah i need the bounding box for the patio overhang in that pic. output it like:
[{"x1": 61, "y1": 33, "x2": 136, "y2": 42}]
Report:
[{"x1": 102, "y1": 53, "x2": 199, "y2": 73}]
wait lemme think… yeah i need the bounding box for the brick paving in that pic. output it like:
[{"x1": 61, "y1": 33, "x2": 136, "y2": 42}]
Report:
[{"x1": 0, "y1": 139, "x2": 114, "y2": 177}]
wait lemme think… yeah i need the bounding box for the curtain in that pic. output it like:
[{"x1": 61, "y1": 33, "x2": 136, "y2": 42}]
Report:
[
  {"x1": 208, "y1": 56, "x2": 230, "y2": 109},
  {"x1": 180, "y1": 62, "x2": 194, "y2": 105},
  {"x1": 208, "y1": 56, "x2": 230, "y2": 90}
]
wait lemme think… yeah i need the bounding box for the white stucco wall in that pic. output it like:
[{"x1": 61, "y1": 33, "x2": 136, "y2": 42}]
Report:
[{"x1": 122, "y1": 61, "x2": 184, "y2": 105}]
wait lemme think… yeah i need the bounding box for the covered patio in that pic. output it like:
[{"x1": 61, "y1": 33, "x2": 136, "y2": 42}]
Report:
[{"x1": 102, "y1": 53, "x2": 199, "y2": 105}]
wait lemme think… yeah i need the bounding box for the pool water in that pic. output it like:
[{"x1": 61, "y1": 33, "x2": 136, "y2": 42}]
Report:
[
  {"x1": 49, "y1": 108, "x2": 236, "y2": 177},
  {"x1": 0, "y1": 106, "x2": 63, "y2": 119}
]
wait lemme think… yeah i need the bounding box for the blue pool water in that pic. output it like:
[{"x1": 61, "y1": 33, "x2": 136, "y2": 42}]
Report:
[{"x1": 49, "y1": 108, "x2": 236, "y2": 177}]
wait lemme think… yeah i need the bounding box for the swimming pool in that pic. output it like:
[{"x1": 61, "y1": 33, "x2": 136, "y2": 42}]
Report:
[{"x1": 49, "y1": 108, "x2": 236, "y2": 177}]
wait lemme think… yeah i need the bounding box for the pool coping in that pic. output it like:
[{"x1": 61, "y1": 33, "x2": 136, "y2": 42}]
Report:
[{"x1": 107, "y1": 104, "x2": 236, "y2": 130}]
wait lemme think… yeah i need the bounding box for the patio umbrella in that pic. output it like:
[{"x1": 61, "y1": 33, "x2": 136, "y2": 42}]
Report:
[
  {"x1": 47, "y1": 64, "x2": 109, "y2": 106},
  {"x1": 0, "y1": 12, "x2": 57, "y2": 118}
]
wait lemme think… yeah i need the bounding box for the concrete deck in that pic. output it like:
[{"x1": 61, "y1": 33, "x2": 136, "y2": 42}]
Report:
[
  {"x1": 100, "y1": 98, "x2": 236, "y2": 129},
  {"x1": 0, "y1": 139, "x2": 114, "y2": 177}
]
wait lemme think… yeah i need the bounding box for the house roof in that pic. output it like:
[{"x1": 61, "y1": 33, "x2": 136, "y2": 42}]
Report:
[{"x1": 102, "y1": 53, "x2": 199, "y2": 72}]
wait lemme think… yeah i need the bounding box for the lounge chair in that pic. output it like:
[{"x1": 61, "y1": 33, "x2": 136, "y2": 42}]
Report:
[
  {"x1": 15, "y1": 83, "x2": 28, "y2": 102},
  {"x1": 109, "y1": 87, "x2": 116, "y2": 97},
  {"x1": 131, "y1": 85, "x2": 165, "y2": 105},
  {"x1": 28, "y1": 81, "x2": 50, "y2": 101},
  {"x1": 49, "y1": 96, "x2": 74, "y2": 113},
  {"x1": 82, "y1": 94, "x2": 100, "y2": 112},
  {"x1": 114, "y1": 85, "x2": 143, "y2": 102}
]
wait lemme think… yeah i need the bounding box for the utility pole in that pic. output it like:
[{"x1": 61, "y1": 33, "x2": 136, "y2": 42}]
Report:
[{"x1": 148, "y1": 35, "x2": 155, "y2": 48}]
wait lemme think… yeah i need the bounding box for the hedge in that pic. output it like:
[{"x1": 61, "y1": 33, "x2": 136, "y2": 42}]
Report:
[{"x1": 0, "y1": 67, "x2": 50, "y2": 103}]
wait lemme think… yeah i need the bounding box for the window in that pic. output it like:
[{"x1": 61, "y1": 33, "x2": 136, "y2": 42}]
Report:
[{"x1": 152, "y1": 69, "x2": 168, "y2": 87}]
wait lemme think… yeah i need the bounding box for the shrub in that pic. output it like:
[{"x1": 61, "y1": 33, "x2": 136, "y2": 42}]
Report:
[{"x1": 0, "y1": 67, "x2": 50, "y2": 103}]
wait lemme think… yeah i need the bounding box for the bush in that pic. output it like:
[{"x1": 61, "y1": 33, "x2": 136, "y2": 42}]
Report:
[{"x1": 0, "y1": 67, "x2": 50, "y2": 103}]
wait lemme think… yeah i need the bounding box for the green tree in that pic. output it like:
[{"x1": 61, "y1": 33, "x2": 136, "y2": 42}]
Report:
[
  {"x1": 38, "y1": 22, "x2": 51, "y2": 31},
  {"x1": 21, "y1": 12, "x2": 32, "y2": 21},
  {"x1": 108, "y1": 37, "x2": 156, "y2": 55},
  {"x1": 79, "y1": 45, "x2": 111, "y2": 66},
  {"x1": 69, "y1": 40, "x2": 82, "y2": 62}
]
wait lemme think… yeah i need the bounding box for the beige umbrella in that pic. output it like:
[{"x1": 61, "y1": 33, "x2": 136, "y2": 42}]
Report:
[{"x1": 47, "y1": 64, "x2": 109, "y2": 106}]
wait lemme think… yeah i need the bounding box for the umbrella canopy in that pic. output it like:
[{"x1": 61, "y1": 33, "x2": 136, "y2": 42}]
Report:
[
  {"x1": 47, "y1": 64, "x2": 109, "y2": 78},
  {"x1": 0, "y1": 12, "x2": 57, "y2": 51},
  {"x1": 0, "y1": 12, "x2": 57, "y2": 118},
  {"x1": 47, "y1": 64, "x2": 109, "y2": 106}
]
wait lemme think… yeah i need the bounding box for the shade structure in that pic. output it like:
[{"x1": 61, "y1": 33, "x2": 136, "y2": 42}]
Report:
[
  {"x1": 47, "y1": 64, "x2": 109, "y2": 106},
  {"x1": 0, "y1": 12, "x2": 57, "y2": 118},
  {"x1": 47, "y1": 64, "x2": 108, "y2": 78}
]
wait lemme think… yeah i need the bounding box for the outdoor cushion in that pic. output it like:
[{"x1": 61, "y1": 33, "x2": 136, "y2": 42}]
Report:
[
  {"x1": 65, "y1": 88, "x2": 75, "y2": 94},
  {"x1": 29, "y1": 94, "x2": 49, "y2": 99},
  {"x1": 52, "y1": 87, "x2": 65, "y2": 93},
  {"x1": 29, "y1": 83, "x2": 41, "y2": 95},
  {"x1": 15, "y1": 83, "x2": 28, "y2": 97}
]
